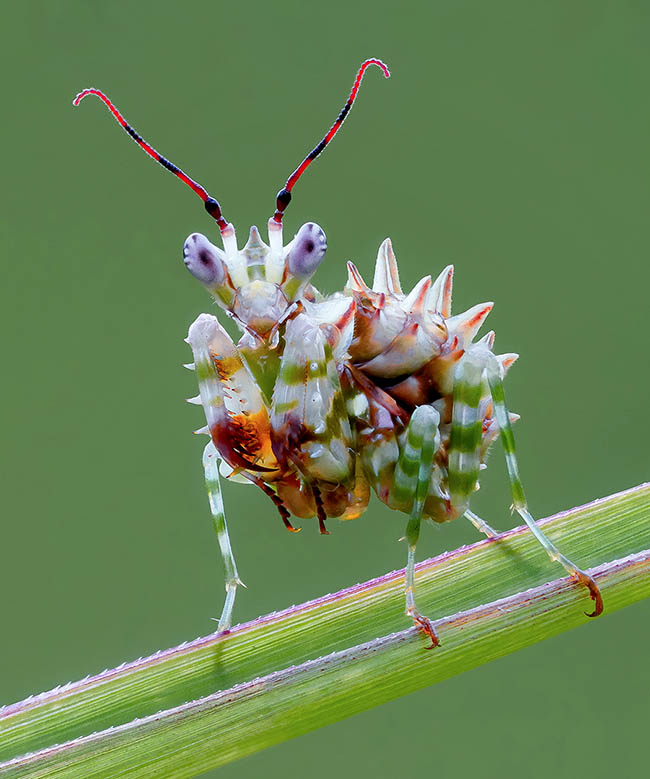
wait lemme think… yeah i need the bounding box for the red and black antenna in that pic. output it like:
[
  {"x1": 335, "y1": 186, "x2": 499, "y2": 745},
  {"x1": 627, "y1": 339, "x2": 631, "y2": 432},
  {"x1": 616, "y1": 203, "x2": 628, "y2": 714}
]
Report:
[
  {"x1": 73, "y1": 89, "x2": 229, "y2": 233},
  {"x1": 272, "y1": 58, "x2": 390, "y2": 225}
]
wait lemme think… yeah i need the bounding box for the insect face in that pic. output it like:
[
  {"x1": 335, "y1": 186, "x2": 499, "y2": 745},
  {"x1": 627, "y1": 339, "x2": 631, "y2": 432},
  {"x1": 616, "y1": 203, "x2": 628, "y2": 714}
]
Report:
[{"x1": 183, "y1": 221, "x2": 327, "y2": 337}]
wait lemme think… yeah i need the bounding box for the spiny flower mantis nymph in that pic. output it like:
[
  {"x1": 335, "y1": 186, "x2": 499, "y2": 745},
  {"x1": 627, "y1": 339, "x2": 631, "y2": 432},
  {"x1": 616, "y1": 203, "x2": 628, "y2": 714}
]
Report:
[{"x1": 74, "y1": 59, "x2": 602, "y2": 647}]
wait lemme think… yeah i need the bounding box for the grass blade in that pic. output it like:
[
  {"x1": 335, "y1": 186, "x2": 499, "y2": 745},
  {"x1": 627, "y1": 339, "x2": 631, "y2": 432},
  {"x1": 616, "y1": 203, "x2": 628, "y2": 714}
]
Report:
[{"x1": 1, "y1": 483, "x2": 649, "y2": 777}]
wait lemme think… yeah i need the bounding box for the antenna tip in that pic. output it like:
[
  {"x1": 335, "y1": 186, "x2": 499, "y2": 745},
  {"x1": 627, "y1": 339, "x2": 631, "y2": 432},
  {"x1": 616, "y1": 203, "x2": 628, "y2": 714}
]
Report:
[
  {"x1": 73, "y1": 89, "x2": 94, "y2": 107},
  {"x1": 362, "y1": 58, "x2": 391, "y2": 79}
]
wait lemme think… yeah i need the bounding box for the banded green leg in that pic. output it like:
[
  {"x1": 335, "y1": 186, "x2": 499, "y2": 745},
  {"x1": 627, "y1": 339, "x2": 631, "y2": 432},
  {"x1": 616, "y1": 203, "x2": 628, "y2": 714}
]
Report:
[
  {"x1": 448, "y1": 348, "x2": 602, "y2": 617},
  {"x1": 390, "y1": 405, "x2": 441, "y2": 648},
  {"x1": 451, "y1": 356, "x2": 498, "y2": 536},
  {"x1": 483, "y1": 351, "x2": 602, "y2": 615},
  {"x1": 202, "y1": 441, "x2": 244, "y2": 631},
  {"x1": 464, "y1": 509, "x2": 499, "y2": 539}
]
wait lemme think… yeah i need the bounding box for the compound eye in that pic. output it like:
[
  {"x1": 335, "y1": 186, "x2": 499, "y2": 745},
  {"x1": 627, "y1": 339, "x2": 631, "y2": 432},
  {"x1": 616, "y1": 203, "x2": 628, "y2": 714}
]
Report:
[
  {"x1": 183, "y1": 233, "x2": 227, "y2": 286},
  {"x1": 287, "y1": 222, "x2": 327, "y2": 279}
]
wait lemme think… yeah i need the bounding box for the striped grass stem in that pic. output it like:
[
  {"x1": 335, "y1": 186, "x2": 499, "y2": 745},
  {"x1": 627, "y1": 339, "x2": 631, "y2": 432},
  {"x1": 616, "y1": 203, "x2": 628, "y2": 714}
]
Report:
[{"x1": 1, "y1": 483, "x2": 649, "y2": 777}]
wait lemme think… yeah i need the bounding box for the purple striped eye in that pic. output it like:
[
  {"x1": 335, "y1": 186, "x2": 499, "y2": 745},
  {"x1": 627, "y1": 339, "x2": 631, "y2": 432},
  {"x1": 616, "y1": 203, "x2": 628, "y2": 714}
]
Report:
[
  {"x1": 183, "y1": 233, "x2": 227, "y2": 286},
  {"x1": 287, "y1": 222, "x2": 327, "y2": 279}
]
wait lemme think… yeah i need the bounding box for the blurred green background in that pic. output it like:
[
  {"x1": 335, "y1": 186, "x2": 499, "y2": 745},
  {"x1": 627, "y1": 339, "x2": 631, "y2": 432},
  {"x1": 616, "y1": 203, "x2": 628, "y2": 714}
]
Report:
[{"x1": 2, "y1": 1, "x2": 650, "y2": 776}]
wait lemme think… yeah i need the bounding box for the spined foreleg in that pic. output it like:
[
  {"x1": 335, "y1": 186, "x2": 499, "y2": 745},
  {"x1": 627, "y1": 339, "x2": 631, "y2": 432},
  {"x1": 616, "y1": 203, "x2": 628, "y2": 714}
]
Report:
[{"x1": 186, "y1": 314, "x2": 275, "y2": 629}]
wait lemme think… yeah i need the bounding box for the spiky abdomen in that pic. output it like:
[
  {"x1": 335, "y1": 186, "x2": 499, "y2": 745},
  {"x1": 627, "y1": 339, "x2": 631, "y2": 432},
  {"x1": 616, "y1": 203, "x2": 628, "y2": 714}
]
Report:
[{"x1": 343, "y1": 241, "x2": 517, "y2": 522}]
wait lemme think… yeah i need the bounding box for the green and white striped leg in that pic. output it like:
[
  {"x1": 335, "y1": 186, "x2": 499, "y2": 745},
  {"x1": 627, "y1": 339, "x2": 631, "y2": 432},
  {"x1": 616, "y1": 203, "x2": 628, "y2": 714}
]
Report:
[
  {"x1": 483, "y1": 352, "x2": 602, "y2": 616},
  {"x1": 448, "y1": 361, "x2": 499, "y2": 538},
  {"x1": 448, "y1": 348, "x2": 602, "y2": 617},
  {"x1": 390, "y1": 405, "x2": 441, "y2": 648},
  {"x1": 202, "y1": 441, "x2": 245, "y2": 631},
  {"x1": 464, "y1": 509, "x2": 499, "y2": 539}
]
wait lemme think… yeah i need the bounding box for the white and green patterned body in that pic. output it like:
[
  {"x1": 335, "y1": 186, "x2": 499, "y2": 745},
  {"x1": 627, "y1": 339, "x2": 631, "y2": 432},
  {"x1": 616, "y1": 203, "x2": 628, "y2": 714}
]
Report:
[
  {"x1": 75, "y1": 60, "x2": 602, "y2": 644},
  {"x1": 184, "y1": 222, "x2": 602, "y2": 642},
  {"x1": 185, "y1": 223, "x2": 504, "y2": 524}
]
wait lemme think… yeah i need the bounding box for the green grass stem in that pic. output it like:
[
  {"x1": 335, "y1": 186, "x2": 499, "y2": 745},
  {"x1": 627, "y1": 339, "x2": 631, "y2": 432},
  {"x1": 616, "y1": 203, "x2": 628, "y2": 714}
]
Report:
[{"x1": 1, "y1": 483, "x2": 649, "y2": 777}]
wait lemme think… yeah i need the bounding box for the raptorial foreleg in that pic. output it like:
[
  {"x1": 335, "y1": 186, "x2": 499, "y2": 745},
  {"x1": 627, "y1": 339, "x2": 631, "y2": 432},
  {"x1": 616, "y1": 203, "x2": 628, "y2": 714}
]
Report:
[
  {"x1": 270, "y1": 312, "x2": 354, "y2": 491},
  {"x1": 186, "y1": 313, "x2": 278, "y2": 474},
  {"x1": 186, "y1": 313, "x2": 274, "y2": 630}
]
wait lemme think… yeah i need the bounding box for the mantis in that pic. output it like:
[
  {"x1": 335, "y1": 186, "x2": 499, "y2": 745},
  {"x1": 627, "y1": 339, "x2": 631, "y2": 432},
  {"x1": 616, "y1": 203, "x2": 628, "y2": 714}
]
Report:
[{"x1": 74, "y1": 58, "x2": 602, "y2": 647}]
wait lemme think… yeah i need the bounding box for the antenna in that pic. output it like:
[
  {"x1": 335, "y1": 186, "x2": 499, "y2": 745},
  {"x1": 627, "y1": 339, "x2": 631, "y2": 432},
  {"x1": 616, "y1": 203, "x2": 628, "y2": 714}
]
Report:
[
  {"x1": 73, "y1": 89, "x2": 230, "y2": 233},
  {"x1": 272, "y1": 58, "x2": 390, "y2": 224}
]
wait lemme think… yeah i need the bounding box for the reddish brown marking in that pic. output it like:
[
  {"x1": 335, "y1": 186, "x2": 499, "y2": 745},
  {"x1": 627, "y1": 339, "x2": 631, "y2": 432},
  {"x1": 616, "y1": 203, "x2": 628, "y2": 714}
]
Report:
[
  {"x1": 230, "y1": 416, "x2": 265, "y2": 462},
  {"x1": 346, "y1": 262, "x2": 375, "y2": 297},
  {"x1": 573, "y1": 570, "x2": 603, "y2": 617},
  {"x1": 333, "y1": 299, "x2": 356, "y2": 334},
  {"x1": 209, "y1": 349, "x2": 279, "y2": 472},
  {"x1": 386, "y1": 371, "x2": 443, "y2": 410},
  {"x1": 251, "y1": 477, "x2": 301, "y2": 533},
  {"x1": 269, "y1": 416, "x2": 334, "y2": 530},
  {"x1": 462, "y1": 304, "x2": 493, "y2": 334},
  {"x1": 270, "y1": 412, "x2": 328, "y2": 476},
  {"x1": 213, "y1": 354, "x2": 244, "y2": 381},
  {"x1": 407, "y1": 277, "x2": 432, "y2": 313},
  {"x1": 441, "y1": 269, "x2": 454, "y2": 318},
  {"x1": 312, "y1": 485, "x2": 330, "y2": 535},
  {"x1": 345, "y1": 364, "x2": 410, "y2": 426},
  {"x1": 276, "y1": 477, "x2": 318, "y2": 519},
  {"x1": 482, "y1": 330, "x2": 496, "y2": 350},
  {"x1": 210, "y1": 417, "x2": 276, "y2": 474},
  {"x1": 338, "y1": 469, "x2": 371, "y2": 520},
  {"x1": 413, "y1": 615, "x2": 440, "y2": 649},
  {"x1": 347, "y1": 300, "x2": 385, "y2": 363}
]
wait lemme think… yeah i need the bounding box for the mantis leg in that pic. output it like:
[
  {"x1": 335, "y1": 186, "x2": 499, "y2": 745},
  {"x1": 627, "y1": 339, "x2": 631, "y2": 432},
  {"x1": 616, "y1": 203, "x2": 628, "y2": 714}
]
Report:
[
  {"x1": 464, "y1": 509, "x2": 499, "y2": 539},
  {"x1": 483, "y1": 351, "x2": 602, "y2": 616},
  {"x1": 270, "y1": 312, "x2": 353, "y2": 487},
  {"x1": 389, "y1": 405, "x2": 441, "y2": 648},
  {"x1": 448, "y1": 348, "x2": 603, "y2": 617},
  {"x1": 202, "y1": 441, "x2": 244, "y2": 631},
  {"x1": 187, "y1": 313, "x2": 271, "y2": 630}
]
